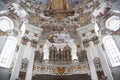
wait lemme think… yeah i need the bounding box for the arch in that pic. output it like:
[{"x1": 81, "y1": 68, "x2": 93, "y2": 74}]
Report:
[
  {"x1": 0, "y1": 16, "x2": 14, "y2": 31},
  {"x1": 0, "y1": 36, "x2": 17, "y2": 68},
  {"x1": 105, "y1": 16, "x2": 120, "y2": 31},
  {"x1": 103, "y1": 35, "x2": 120, "y2": 67}
]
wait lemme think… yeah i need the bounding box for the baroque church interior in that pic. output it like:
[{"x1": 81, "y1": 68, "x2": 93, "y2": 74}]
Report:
[{"x1": 0, "y1": 0, "x2": 120, "y2": 80}]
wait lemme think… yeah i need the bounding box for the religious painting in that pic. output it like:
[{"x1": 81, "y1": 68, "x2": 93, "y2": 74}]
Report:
[{"x1": 48, "y1": 34, "x2": 72, "y2": 43}]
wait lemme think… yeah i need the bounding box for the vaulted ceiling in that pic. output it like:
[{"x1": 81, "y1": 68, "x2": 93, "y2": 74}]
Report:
[{"x1": 0, "y1": 0, "x2": 117, "y2": 43}]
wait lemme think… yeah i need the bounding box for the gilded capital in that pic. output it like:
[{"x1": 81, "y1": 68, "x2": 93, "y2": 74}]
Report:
[
  {"x1": 91, "y1": 36, "x2": 99, "y2": 45},
  {"x1": 31, "y1": 39, "x2": 38, "y2": 48},
  {"x1": 21, "y1": 36, "x2": 29, "y2": 45},
  {"x1": 82, "y1": 39, "x2": 90, "y2": 47}
]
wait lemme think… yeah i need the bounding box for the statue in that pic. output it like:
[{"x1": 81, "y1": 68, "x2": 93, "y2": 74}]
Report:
[
  {"x1": 21, "y1": 36, "x2": 29, "y2": 45},
  {"x1": 21, "y1": 58, "x2": 29, "y2": 71},
  {"x1": 94, "y1": 57, "x2": 102, "y2": 71}
]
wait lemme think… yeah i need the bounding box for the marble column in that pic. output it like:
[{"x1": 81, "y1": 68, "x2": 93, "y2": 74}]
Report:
[
  {"x1": 25, "y1": 40, "x2": 37, "y2": 80},
  {"x1": 25, "y1": 48, "x2": 35, "y2": 80},
  {"x1": 85, "y1": 47, "x2": 98, "y2": 80},
  {"x1": 89, "y1": 41, "x2": 99, "y2": 58},
  {"x1": 10, "y1": 36, "x2": 29, "y2": 80},
  {"x1": 10, "y1": 45, "x2": 26, "y2": 80},
  {"x1": 96, "y1": 43, "x2": 114, "y2": 80}
]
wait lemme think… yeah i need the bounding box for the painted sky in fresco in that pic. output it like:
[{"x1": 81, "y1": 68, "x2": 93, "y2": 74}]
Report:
[
  {"x1": 48, "y1": 34, "x2": 73, "y2": 43},
  {"x1": 35, "y1": 0, "x2": 78, "y2": 8}
]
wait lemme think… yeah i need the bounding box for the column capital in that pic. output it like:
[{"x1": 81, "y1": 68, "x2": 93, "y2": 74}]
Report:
[
  {"x1": 30, "y1": 39, "x2": 38, "y2": 48},
  {"x1": 91, "y1": 36, "x2": 99, "y2": 45},
  {"x1": 21, "y1": 36, "x2": 29, "y2": 45},
  {"x1": 82, "y1": 39, "x2": 90, "y2": 47}
]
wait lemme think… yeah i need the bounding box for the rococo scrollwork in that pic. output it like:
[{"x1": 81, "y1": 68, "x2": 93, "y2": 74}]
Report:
[
  {"x1": 31, "y1": 39, "x2": 38, "y2": 48},
  {"x1": 91, "y1": 36, "x2": 99, "y2": 44},
  {"x1": 82, "y1": 39, "x2": 90, "y2": 47},
  {"x1": 21, "y1": 36, "x2": 29, "y2": 45}
]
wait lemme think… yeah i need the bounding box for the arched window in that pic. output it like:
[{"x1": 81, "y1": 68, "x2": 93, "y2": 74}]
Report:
[
  {"x1": 106, "y1": 16, "x2": 120, "y2": 31},
  {"x1": 0, "y1": 16, "x2": 14, "y2": 32},
  {"x1": 103, "y1": 35, "x2": 120, "y2": 67},
  {"x1": 0, "y1": 36, "x2": 17, "y2": 68}
]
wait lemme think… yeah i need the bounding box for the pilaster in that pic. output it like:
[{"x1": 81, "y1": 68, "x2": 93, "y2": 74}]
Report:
[
  {"x1": 25, "y1": 41, "x2": 36, "y2": 80},
  {"x1": 10, "y1": 36, "x2": 29, "y2": 80}
]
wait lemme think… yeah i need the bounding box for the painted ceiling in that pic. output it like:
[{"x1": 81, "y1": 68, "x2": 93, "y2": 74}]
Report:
[{"x1": 0, "y1": 0, "x2": 111, "y2": 44}]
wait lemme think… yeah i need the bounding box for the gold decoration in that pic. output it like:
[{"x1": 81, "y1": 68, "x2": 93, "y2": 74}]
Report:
[
  {"x1": 91, "y1": 36, "x2": 99, "y2": 44},
  {"x1": 77, "y1": 45, "x2": 80, "y2": 48},
  {"x1": 79, "y1": 13, "x2": 90, "y2": 26},
  {"x1": 21, "y1": 36, "x2": 29, "y2": 45},
  {"x1": 77, "y1": 66, "x2": 82, "y2": 70},
  {"x1": 31, "y1": 39, "x2": 38, "y2": 48},
  {"x1": 32, "y1": 65, "x2": 36, "y2": 70},
  {"x1": 0, "y1": 31, "x2": 5, "y2": 36},
  {"x1": 51, "y1": 0, "x2": 64, "y2": 10},
  {"x1": 40, "y1": 45, "x2": 43, "y2": 48},
  {"x1": 56, "y1": 15, "x2": 62, "y2": 21},
  {"x1": 28, "y1": 13, "x2": 42, "y2": 26},
  {"x1": 25, "y1": 30, "x2": 29, "y2": 34},
  {"x1": 41, "y1": 65, "x2": 45, "y2": 70},
  {"x1": 82, "y1": 39, "x2": 90, "y2": 47},
  {"x1": 15, "y1": 45, "x2": 19, "y2": 52},
  {"x1": 82, "y1": 33, "x2": 86, "y2": 37},
  {"x1": 95, "y1": 1, "x2": 100, "y2": 9},
  {"x1": 57, "y1": 67, "x2": 65, "y2": 75},
  {"x1": 34, "y1": 33, "x2": 38, "y2": 37},
  {"x1": 91, "y1": 30, "x2": 95, "y2": 33}
]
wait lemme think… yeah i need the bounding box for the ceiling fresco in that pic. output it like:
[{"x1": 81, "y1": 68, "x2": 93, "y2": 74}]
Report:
[
  {"x1": 35, "y1": 0, "x2": 79, "y2": 7},
  {"x1": 47, "y1": 33, "x2": 73, "y2": 43},
  {"x1": 8, "y1": 0, "x2": 95, "y2": 24},
  {"x1": 7, "y1": 0, "x2": 105, "y2": 43}
]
